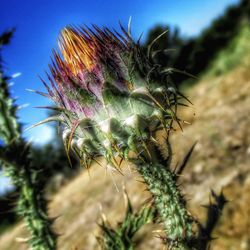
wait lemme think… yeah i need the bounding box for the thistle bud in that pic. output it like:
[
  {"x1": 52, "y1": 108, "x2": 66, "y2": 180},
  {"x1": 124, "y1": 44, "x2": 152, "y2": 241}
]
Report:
[{"x1": 41, "y1": 24, "x2": 183, "y2": 166}]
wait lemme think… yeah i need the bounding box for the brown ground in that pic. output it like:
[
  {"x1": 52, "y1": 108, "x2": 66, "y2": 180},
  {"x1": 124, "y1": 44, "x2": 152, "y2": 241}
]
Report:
[{"x1": 0, "y1": 59, "x2": 250, "y2": 250}]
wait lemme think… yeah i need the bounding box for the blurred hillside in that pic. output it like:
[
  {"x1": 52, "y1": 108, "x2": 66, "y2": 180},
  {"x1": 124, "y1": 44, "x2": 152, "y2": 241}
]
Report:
[{"x1": 0, "y1": 15, "x2": 250, "y2": 250}]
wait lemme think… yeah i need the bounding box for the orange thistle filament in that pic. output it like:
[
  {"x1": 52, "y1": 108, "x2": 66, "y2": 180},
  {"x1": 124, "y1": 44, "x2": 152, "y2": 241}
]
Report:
[{"x1": 59, "y1": 28, "x2": 96, "y2": 75}]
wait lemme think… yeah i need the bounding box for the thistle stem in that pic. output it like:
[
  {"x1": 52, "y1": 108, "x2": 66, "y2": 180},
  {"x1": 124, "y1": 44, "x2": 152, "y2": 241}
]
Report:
[
  {"x1": 0, "y1": 38, "x2": 57, "y2": 249},
  {"x1": 20, "y1": 163, "x2": 56, "y2": 250},
  {"x1": 137, "y1": 163, "x2": 195, "y2": 250},
  {"x1": 0, "y1": 142, "x2": 57, "y2": 250}
]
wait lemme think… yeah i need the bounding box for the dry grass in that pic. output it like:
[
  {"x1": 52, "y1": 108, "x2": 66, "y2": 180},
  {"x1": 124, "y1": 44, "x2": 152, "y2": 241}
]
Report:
[
  {"x1": 1, "y1": 57, "x2": 250, "y2": 250},
  {"x1": 172, "y1": 61, "x2": 250, "y2": 250}
]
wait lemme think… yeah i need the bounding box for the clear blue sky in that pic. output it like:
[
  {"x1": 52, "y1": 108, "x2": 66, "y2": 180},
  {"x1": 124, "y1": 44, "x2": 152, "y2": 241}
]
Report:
[{"x1": 0, "y1": 0, "x2": 239, "y2": 145}]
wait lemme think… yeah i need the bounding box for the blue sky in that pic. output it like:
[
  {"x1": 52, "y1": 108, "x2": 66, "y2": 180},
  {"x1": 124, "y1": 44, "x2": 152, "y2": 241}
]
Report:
[{"x1": 0, "y1": 0, "x2": 239, "y2": 146}]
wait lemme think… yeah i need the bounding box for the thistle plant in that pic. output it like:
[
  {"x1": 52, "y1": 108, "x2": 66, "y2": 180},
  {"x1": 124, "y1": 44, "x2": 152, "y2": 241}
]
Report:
[
  {"x1": 38, "y1": 24, "x2": 197, "y2": 249},
  {"x1": 0, "y1": 31, "x2": 57, "y2": 250},
  {"x1": 98, "y1": 188, "x2": 156, "y2": 250}
]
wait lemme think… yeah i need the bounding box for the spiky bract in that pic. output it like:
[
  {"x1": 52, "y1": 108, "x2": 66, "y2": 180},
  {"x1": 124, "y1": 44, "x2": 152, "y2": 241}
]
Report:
[{"x1": 42, "y1": 25, "x2": 183, "y2": 170}]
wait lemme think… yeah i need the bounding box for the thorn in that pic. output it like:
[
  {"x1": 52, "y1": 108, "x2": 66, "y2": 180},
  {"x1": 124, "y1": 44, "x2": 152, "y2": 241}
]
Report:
[
  {"x1": 152, "y1": 229, "x2": 165, "y2": 234},
  {"x1": 99, "y1": 203, "x2": 108, "y2": 223},
  {"x1": 15, "y1": 237, "x2": 30, "y2": 243},
  {"x1": 106, "y1": 164, "x2": 120, "y2": 192},
  {"x1": 135, "y1": 178, "x2": 145, "y2": 184},
  {"x1": 128, "y1": 16, "x2": 132, "y2": 36},
  {"x1": 175, "y1": 141, "x2": 197, "y2": 177},
  {"x1": 142, "y1": 197, "x2": 154, "y2": 206},
  {"x1": 67, "y1": 120, "x2": 80, "y2": 155},
  {"x1": 24, "y1": 116, "x2": 62, "y2": 131}
]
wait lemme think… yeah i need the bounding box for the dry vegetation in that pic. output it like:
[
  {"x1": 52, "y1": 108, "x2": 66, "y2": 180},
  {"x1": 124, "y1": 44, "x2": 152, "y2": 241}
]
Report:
[{"x1": 1, "y1": 35, "x2": 250, "y2": 250}]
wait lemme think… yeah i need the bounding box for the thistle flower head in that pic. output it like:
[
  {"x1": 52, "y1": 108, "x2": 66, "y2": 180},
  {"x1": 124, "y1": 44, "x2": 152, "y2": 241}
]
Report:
[{"x1": 39, "y1": 24, "x2": 185, "y2": 168}]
